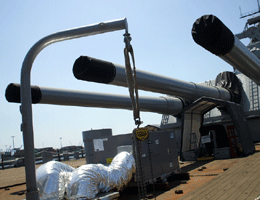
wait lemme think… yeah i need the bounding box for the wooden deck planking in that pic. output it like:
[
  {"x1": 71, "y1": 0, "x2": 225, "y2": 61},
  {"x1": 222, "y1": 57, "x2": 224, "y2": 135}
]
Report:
[
  {"x1": 194, "y1": 168, "x2": 246, "y2": 200},
  {"x1": 178, "y1": 152, "x2": 260, "y2": 200},
  {"x1": 200, "y1": 160, "x2": 251, "y2": 200},
  {"x1": 239, "y1": 174, "x2": 260, "y2": 200},
  {"x1": 246, "y1": 184, "x2": 260, "y2": 200},
  {"x1": 198, "y1": 163, "x2": 255, "y2": 199},
  {"x1": 213, "y1": 154, "x2": 260, "y2": 200},
  {"x1": 178, "y1": 158, "x2": 248, "y2": 200}
]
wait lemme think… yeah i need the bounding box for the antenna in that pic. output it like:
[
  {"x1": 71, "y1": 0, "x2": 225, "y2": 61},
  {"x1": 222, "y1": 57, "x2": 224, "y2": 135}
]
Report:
[
  {"x1": 11, "y1": 136, "x2": 15, "y2": 149},
  {"x1": 240, "y1": 0, "x2": 260, "y2": 18}
]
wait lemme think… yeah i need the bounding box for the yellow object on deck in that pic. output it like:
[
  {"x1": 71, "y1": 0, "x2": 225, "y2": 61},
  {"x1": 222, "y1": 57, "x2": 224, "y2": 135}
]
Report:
[
  {"x1": 106, "y1": 158, "x2": 113, "y2": 164},
  {"x1": 197, "y1": 156, "x2": 214, "y2": 161}
]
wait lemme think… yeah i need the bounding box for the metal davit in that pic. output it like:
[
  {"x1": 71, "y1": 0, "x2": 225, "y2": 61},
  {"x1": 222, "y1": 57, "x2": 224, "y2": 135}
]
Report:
[{"x1": 19, "y1": 18, "x2": 128, "y2": 200}]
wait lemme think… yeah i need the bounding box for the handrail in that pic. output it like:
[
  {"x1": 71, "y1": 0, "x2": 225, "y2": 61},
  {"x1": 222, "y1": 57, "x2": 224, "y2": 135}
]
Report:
[{"x1": 20, "y1": 18, "x2": 128, "y2": 200}]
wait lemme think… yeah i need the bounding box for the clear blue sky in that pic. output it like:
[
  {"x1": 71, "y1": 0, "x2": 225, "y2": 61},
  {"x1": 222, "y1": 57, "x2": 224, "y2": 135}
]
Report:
[{"x1": 0, "y1": 1, "x2": 256, "y2": 150}]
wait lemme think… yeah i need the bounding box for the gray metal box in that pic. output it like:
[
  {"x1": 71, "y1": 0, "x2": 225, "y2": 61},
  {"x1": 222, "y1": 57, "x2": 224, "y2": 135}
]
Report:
[
  {"x1": 83, "y1": 129, "x2": 132, "y2": 164},
  {"x1": 139, "y1": 130, "x2": 180, "y2": 183},
  {"x1": 117, "y1": 145, "x2": 133, "y2": 154},
  {"x1": 82, "y1": 128, "x2": 180, "y2": 183},
  {"x1": 213, "y1": 147, "x2": 231, "y2": 159},
  {"x1": 182, "y1": 150, "x2": 197, "y2": 161},
  {"x1": 41, "y1": 151, "x2": 53, "y2": 164}
]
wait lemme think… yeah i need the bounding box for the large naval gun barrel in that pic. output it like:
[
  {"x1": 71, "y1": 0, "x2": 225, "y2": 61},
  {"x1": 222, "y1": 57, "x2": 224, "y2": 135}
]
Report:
[
  {"x1": 192, "y1": 15, "x2": 260, "y2": 86},
  {"x1": 73, "y1": 56, "x2": 231, "y2": 102},
  {"x1": 5, "y1": 83, "x2": 183, "y2": 115}
]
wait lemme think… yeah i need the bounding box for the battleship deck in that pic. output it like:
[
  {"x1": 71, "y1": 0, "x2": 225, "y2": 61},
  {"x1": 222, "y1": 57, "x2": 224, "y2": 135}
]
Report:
[
  {"x1": 177, "y1": 144, "x2": 260, "y2": 200},
  {"x1": 0, "y1": 144, "x2": 260, "y2": 200}
]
